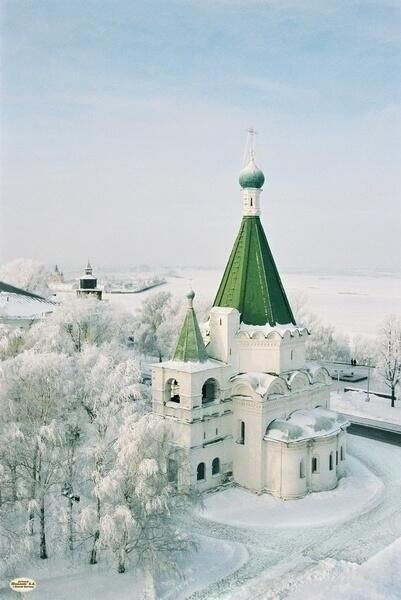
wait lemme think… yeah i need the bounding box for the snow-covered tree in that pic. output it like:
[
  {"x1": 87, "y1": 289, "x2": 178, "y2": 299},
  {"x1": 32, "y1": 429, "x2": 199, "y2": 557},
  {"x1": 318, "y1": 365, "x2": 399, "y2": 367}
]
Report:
[
  {"x1": 0, "y1": 324, "x2": 25, "y2": 360},
  {"x1": 25, "y1": 296, "x2": 135, "y2": 355},
  {"x1": 376, "y1": 315, "x2": 401, "y2": 408},
  {"x1": 291, "y1": 291, "x2": 350, "y2": 362},
  {"x1": 99, "y1": 411, "x2": 197, "y2": 574},
  {"x1": 0, "y1": 350, "x2": 78, "y2": 559},
  {"x1": 76, "y1": 343, "x2": 142, "y2": 565},
  {"x1": 0, "y1": 258, "x2": 51, "y2": 297},
  {"x1": 134, "y1": 292, "x2": 181, "y2": 361}
]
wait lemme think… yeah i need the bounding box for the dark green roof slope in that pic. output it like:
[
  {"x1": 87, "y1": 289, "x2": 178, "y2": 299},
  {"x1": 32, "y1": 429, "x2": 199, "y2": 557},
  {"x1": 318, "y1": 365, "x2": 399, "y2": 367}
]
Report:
[
  {"x1": 213, "y1": 217, "x2": 296, "y2": 326},
  {"x1": 0, "y1": 281, "x2": 47, "y2": 301},
  {"x1": 172, "y1": 304, "x2": 208, "y2": 363}
]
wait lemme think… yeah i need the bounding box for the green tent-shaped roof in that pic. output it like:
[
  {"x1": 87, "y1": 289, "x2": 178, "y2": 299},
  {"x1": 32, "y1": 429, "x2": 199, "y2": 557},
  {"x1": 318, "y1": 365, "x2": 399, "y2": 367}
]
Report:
[
  {"x1": 172, "y1": 291, "x2": 209, "y2": 362},
  {"x1": 213, "y1": 216, "x2": 296, "y2": 326}
]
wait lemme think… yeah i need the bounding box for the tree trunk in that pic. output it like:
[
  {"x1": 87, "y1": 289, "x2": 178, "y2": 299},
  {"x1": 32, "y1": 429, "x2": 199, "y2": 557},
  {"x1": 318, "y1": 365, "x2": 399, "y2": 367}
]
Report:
[
  {"x1": 68, "y1": 498, "x2": 74, "y2": 556},
  {"x1": 10, "y1": 463, "x2": 17, "y2": 502},
  {"x1": 117, "y1": 529, "x2": 128, "y2": 574},
  {"x1": 28, "y1": 444, "x2": 38, "y2": 536},
  {"x1": 39, "y1": 493, "x2": 48, "y2": 559},
  {"x1": 89, "y1": 496, "x2": 101, "y2": 565}
]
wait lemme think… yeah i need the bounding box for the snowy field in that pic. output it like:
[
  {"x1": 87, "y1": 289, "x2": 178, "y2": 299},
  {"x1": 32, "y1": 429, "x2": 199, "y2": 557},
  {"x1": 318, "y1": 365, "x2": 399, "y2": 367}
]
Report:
[
  {"x1": 3, "y1": 435, "x2": 401, "y2": 599},
  {"x1": 331, "y1": 390, "x2": 401, "y2": 426},
  {"x1": 97, "y1": 268, "x2": 401, "y2": 339}
]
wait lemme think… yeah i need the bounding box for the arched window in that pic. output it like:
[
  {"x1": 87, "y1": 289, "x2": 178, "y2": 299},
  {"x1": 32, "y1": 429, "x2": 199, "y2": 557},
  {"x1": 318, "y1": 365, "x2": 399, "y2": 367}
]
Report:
[
  {"x1": 329, "y1": 452, "x2": 334, "y2": 471},
  {"x1": 312, "y1": 456, "x2": 319, "y2": 473},
  {"x1": 212, "y1": 458, "x2": 220, "y2": 475},
  {"x1": 299, "y1": 458, "x2": 305, "y2": 479},
  {"x1": 202, "y1": 378, "x2": 219, "y2": 404},
  {"x1": 341, "y1": 446, "x2": 345, "y2": 461},
  {"x1": 197, "y1": 462, "x2": 205, "y2": 481},
  {"x1": 166, "y1": 378, "x2": 180, "y2": 403}
]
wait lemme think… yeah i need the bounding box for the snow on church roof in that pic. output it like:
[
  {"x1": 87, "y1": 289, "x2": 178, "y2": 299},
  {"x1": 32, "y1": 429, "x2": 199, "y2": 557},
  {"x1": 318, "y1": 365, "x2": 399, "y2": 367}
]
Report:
[
  {"x1": 232, "y1": 372, "x2": 279, "y2": 396},
  {"x1": 264, "y1": 407, "x2": 349, "y2": 443},
  {"x1": 239, "y1": 322, "x2": 308, "y2": 338}
]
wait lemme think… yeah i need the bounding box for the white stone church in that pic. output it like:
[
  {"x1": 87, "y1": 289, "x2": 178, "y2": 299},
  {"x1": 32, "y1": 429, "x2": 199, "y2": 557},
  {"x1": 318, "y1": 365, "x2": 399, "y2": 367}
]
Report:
[{"x1": 152, "y1": 143, "x2": 349, "y2": 500}]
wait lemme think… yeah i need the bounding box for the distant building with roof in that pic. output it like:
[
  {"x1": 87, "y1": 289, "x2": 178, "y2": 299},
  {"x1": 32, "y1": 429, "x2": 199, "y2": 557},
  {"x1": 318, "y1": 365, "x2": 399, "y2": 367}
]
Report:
[
  {"x1": 48, "y1": 264, "x2": 64, "y2": 288},
  {"x1": 0, "y1": 281, "x2": 55, "y2": 326},
  {"x1": 76, "y1": 261, "x2": 102, "y2": 300},
  {"x1": 152, "y1": 135, "x2": 349, "y2": 500}
]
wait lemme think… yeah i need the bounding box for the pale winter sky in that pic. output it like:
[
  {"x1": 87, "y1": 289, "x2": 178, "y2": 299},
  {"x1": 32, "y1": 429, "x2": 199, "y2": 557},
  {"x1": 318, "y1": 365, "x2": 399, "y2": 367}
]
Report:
[{"x1": 0, "y1": 1, "x2": 400, "y2": 273}]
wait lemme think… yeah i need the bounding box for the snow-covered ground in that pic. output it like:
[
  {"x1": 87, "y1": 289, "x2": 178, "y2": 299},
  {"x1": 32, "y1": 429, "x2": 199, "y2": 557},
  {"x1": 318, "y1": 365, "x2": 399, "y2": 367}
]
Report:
[
  {"x1": 187, "y1": 435, "x2": 401, "y2": 599},
  {"x1": 2, "y1": 428, "x2": 400, "y2": 599},
  {"x1": 199, "y1": 455, "x2": 383, "y2": 529},
  {"x1": 331, "y1": 390, "x2": 401, "y2": 426},
  {"x1": 1, "y1": 535, "x2": 247, "y2": 600}
]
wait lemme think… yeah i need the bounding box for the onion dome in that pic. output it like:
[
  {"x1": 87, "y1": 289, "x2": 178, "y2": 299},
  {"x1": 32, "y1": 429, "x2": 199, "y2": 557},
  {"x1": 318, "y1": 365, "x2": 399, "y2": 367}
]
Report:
[{"x1": 239, "y1": 158, "x2": 265, "y2": 189}]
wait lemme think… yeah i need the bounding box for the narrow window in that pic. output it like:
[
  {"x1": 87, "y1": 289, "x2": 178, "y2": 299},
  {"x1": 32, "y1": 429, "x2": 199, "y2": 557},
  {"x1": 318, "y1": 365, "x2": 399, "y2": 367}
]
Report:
[
  {"x1": 336, "y1": 450, "x2": 339, "y2": 465},
  {"x1": 212, "y1": 457, "x2": 220, "y2": 475},
  {"x1": 215, "y1": 428, "x2": 218, "y2": 435},
  {"x1": 167, "y1": 459, "x2": 178, "y2": 485},
  {"x1": 291, "y1": 350, "x2": 294, "y2": 360},
  {"x1": 219, "y1": 318, "x2": 222, "y2": 326},
  {"x1": 197, "y1": 462, "x2": 205, "y2": 481},
  {"x1": 341, "y1": 446, "x2": 344, "y2": 461},
  {"x1": 239, "y1": 420, "x2": 245, "y2": 444},
  {"x1": 299, "y1": 458, "x2": 305, "y2": 479},
  {"x1": 203, "y1": 432, "x2": 206, "y2": 440},
  {"x1": 250, "y1": 197, "x2": 253, "y2": 207},
  {"x1": 167, "y1": 378, "x2": 180, "y2": 403},
  {"x1": 329, "y1": 452, "x2": 334, "y2": 471},
  {"x1": 312, "y1": 456, "x2": 318, "y2": 473}
]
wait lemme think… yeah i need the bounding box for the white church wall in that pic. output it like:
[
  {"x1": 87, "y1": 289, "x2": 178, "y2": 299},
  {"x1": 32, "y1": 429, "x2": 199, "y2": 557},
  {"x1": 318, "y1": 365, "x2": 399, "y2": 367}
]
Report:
[
  {"x1": 190, "y1": 437, "x2": 233, "y2": 491},
  {"x1": 231, "y1": 396, "x2": 266, "y2": 491},
  {"x1": 310, "y1": 435, "x2": 339, "y2": 492},
  {"x1": 207, "y1": 307, "x2": 240, "y2": 369}
]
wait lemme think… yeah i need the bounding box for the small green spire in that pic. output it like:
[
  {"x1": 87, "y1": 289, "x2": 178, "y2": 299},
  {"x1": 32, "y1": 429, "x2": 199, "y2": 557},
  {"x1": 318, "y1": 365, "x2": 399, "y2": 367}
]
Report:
[{"x1": 172, "y1": 290, "x2": 209, "y2": 362}]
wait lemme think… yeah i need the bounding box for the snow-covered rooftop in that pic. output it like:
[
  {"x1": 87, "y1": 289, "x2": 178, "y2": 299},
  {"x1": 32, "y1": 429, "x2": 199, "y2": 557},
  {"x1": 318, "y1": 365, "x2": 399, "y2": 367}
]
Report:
[
  {"x1": 231, "y1": 372, "x2": 279, "y2": 396},
  {"x1": 0, "y1": 291, "x2": 55, "y2": 321},
  {"x1": 265, "y1": 407, "x2": 349, "y2": 443},
  {"x1": 157, "y1": 358, "x2": 225, "y2": 373}
]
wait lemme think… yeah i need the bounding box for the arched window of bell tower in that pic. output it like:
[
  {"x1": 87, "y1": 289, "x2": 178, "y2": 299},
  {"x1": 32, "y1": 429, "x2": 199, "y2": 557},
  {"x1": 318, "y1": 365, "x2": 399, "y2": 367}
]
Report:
[
  {"x1": 166, "y1": 378, "x2": 180, "y2": 403},
  {"x1": 202, "y1": 378, "x2": 219, "y2": 404}
]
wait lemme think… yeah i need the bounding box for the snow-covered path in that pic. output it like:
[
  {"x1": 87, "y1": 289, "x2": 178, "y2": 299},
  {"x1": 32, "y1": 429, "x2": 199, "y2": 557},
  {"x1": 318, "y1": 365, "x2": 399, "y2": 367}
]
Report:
[{"x1": 185, "y1": 436, "x2": 401, "y2": 599}]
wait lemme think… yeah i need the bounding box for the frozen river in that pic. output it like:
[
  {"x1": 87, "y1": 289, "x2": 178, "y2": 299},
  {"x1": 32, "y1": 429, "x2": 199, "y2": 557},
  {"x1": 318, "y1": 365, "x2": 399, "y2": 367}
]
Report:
[{"x1": 102, "y1": 268, "x2": 401, "y2": 339}]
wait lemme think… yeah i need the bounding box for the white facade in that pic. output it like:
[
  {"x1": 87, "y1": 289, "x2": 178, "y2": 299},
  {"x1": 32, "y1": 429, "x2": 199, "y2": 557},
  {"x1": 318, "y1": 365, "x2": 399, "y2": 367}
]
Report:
[{"x1": 152, "y1": 306, "x2": 349, "y2": 499}]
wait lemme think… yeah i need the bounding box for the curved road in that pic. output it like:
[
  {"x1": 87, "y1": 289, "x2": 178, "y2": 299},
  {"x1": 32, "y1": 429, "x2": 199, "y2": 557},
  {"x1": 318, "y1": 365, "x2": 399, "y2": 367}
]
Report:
[{"x1": 186, "y1": 436, "x2": 401, "y2": 599}]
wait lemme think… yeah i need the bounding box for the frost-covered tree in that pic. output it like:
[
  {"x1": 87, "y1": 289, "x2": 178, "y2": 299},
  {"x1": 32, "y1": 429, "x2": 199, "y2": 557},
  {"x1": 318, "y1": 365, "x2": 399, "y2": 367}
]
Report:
[
  {"x1": 0, "y1": 258, "x2": 51, "y2": 297},
  {"x1": 134, "y1": 292, "x2": 181, "y2": 361},
  {"x1": 25, "y1": 296, "x2": 135, "y2": 354},
  {"x1": 0, "y1": 350, "x2": 78, "y2": 559},
  {"x1": 0, "y1": 325, "x2": 25, "y2": 360},
  {"x1": 76, "y1": 343, "x2": 142, "y2": 565},
  {"x1": 377, "y1": 315, "x2": 401, "y2": 408},
  {"x1": 99, "y1": 412, "x2": 196, "y2": 574},
  {"x1": 291, "y1": 291, "x2": 350, "y2": 362}
]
